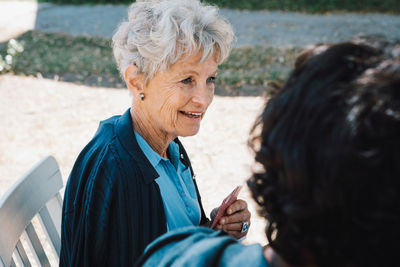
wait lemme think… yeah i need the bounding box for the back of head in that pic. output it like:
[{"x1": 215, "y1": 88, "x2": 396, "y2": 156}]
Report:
[{"x1": 248, "y1": 40, "x2": 400, "y2": 266}]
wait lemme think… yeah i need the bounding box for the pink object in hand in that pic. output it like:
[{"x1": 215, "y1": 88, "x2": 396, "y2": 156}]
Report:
[{"x1": 210, "y1": 185, "x2": 242, "y2": 229}]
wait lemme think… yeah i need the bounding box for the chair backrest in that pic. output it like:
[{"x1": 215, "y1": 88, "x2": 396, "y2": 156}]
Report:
[{"x1": 0, "y1": 156, "x2": 63, "y2": 267}]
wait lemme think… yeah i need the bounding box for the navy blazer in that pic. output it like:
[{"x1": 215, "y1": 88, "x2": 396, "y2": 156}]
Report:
[{"x1": 60, "y1": 109, "x2": 208, "y2": 266}]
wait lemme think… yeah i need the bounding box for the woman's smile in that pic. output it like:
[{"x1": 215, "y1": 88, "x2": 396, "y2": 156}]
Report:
[{"x1": 179, "y1": 110, "x2": 203, "y2": 120}]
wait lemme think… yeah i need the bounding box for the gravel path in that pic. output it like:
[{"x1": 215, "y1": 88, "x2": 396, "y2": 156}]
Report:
[{"x1": 1, "y1": 2, "x2": 400, "y2": 46}]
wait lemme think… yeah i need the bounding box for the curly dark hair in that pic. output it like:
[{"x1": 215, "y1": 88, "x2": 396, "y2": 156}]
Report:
[{"x1": 247, "y1": 41, "x2": 400, "y2": 266}]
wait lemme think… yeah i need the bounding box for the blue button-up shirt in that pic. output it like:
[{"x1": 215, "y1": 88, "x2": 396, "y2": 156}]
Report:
[{"x1": 135, "y1": 132, "x2": 201, "y2": 230}]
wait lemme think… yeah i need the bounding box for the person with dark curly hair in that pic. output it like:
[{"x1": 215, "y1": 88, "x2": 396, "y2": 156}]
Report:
[{"x1": 135, "y1": 39, "x2": 400, "y2": 267}]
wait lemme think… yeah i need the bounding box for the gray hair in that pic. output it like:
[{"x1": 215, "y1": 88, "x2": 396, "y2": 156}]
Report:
[{"x1": 112, "y1": 0, "x2": 235, "y2": 81}]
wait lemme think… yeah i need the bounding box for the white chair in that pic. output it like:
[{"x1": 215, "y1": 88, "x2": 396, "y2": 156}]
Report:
[{"x1": 0, "y1": 156, "x2": 63, "y2": 267}]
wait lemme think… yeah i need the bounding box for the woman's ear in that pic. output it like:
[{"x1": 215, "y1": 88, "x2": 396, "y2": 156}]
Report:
[{"x1": 124, "y1": 65, "x2": 143, "y2": 95}]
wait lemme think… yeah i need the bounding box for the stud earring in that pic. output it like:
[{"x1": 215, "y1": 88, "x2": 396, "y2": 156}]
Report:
[{"x1": 140, "y1": 93, "x2": 145, "y2": 101}]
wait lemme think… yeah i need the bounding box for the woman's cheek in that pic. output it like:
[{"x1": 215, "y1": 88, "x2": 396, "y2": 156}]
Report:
[
  {"x1": 161, "y1": 100, "x2": 179, "y2": 127},
  {"x1": 207, "y1": 90, "x2": 214, "y2": 106}
]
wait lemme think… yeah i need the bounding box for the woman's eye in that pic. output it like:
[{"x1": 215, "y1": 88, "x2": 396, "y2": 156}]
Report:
[
  {"x1": 207, "y1": 77, "x2": 216, "y2": 84},
  {"x1": 181, "y1": 77, "x2": 192, "y2": 84}
]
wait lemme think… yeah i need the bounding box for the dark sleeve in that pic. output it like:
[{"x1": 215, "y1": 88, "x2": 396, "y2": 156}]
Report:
[
  {"x1": 60, "y1": 146, "x2": 125, "y2": 266},
  {"x1": 60, "y1": 144, "x2": 166, "y2": 266}
]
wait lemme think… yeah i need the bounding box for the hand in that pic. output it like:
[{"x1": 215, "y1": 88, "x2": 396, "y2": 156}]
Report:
[{"x1": 215, "y1": 199, "x2": 251, "y2": 239}]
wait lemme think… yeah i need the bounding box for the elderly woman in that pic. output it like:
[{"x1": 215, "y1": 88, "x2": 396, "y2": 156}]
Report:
[{"x1": 60, "y1": 0, "x2": 251, "y2": 266}]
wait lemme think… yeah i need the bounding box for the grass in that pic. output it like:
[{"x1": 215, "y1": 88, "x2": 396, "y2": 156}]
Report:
[
  {"x1": 0, "y1": 31, "x2": 301, "y2": 96},
  {"x1": 36, "y1": 0, "x2": 400, "y2": 13},
  {"x1": 2, "y1": 32, "x2": 120, "y2": 83},
  {"x1": 208, "y1": 0, "x2": 400, "y2": 13}
]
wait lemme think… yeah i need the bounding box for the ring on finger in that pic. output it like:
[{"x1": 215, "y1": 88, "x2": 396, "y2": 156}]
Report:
[{"x1": 241, "y1": 221, "x2": 249, "y2": 233}]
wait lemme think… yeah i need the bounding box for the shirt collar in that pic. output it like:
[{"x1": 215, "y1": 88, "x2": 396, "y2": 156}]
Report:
[
  {"x1": 167, "y1": 140, "x2": 181, "y2": 169},
  {"x1": 135, "y1": 131, "x2": 182, "y2": 170},
  {"x1": 114, "y1": 108, "x2": 193, "y2": 182},
  {"x1": 134, "y1": 131, "x2": 164, "y2": 168}
]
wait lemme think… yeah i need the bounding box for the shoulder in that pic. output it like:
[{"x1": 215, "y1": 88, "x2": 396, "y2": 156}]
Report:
[
  {"x1": 63, "y1": 113, "x2": 145, "y2": 213},
  {"x1": 72, "y1": 109, "x2": 149, "y2": 179},
  {"x1": 138, "y1": 227, "x2": 269, "y2": 267},
  {"x1": 72, "y1": 114, "x2": 126, "y2": 181}
]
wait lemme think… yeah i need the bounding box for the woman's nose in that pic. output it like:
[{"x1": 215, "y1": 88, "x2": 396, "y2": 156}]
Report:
[{"x1": 191, "y1": 83, "x2": 213, "y2": 106}]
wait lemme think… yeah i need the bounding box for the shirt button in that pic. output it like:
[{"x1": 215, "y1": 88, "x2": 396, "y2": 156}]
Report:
[{"x1": 180, "y1": 154, "x2": 184, "y2": 159}]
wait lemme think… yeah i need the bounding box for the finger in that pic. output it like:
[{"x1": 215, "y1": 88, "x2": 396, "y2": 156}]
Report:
[
  {"x1": 221, "y1": 222, "x2": 243, "y2": 232},
  {"x1": 216, "y1": 222, "x2": 251, "y2": 238},
  {"x1": 226, "y1": 199, "x2": 248, "y2": 215},
  {"x1": 222, "y1": 220, "x2": 251, "y2": 232},
  {"x1": 219, "y1": 209, "x2": 251, "y2": 225},
  {"x1": 226, "y1": 230, "x2": 247, "y2": 239}
]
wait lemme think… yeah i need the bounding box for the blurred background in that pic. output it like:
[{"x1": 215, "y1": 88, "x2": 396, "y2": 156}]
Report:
[{"x1": 1, "y1": 0, "x2": 400, "y2": 246}]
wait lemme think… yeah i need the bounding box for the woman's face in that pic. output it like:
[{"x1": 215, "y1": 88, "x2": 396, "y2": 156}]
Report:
[{"x1": 140, "y1": 52, "x2": 218, "y2": 138}]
